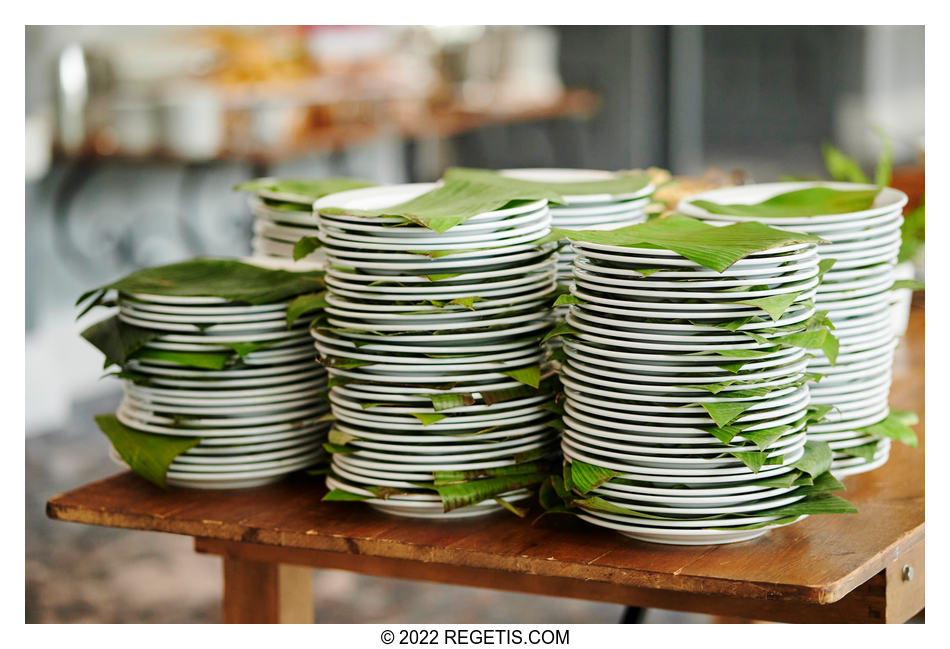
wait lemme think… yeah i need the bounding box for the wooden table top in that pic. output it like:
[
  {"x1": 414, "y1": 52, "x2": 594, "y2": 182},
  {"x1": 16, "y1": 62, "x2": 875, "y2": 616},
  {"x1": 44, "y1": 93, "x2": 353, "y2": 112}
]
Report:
[{"x1": 47, "y1": 306, "x2": 925, "y2": 606}]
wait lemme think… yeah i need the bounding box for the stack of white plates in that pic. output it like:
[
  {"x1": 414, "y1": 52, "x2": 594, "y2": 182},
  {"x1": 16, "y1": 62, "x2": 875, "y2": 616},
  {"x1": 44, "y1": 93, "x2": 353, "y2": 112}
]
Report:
[
  {"x1": 109, "y1": 291, "x2": 330, "y2": 489},
  {"x1": 560, "y1": 237, "x2": 824, "y2": 544},
  {"x1": 313, "y1": 183, "x2": 561, "y2": 517},
  {"x1": 501, "y1": 169, "x2": 654, "y2": 280},
  {"x1": 244, "y1": 182, "x2": 327, "y2": 267},
  {"x1": 680, "y1": 182, "x2": 908, "y2": 476}
]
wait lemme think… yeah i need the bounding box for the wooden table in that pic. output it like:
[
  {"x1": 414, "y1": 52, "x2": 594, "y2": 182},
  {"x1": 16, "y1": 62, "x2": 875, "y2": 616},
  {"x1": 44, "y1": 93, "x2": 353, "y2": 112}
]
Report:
[{"x1": 46, "y1": 306, "x2": 925, "y2": 624}]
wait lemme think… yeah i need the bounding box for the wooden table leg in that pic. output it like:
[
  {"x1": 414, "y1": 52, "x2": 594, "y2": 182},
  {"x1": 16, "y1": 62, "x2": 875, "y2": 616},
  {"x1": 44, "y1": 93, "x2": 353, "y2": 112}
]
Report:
[{"x1": 222, "y1": 555, "x2": 314, "y2": 624}]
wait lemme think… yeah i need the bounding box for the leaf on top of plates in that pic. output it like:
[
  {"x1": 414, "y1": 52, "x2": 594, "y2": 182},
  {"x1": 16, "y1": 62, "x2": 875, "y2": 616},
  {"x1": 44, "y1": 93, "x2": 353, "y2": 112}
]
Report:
[
  {"x1": 691, "y1": 186, "x2": 880, "y2": 218},
  {"x1": 320, "y1": 173, "x2": 564, "y2": 234},
  {"x1": 77, "y1": 258, "x2": 325, "y2": 312},
  {"x1": 81, "y1": 315, "x2": 160, "y2": 368},
  {"x1": 235, "y1": 177, "x2": 374, "y2": 202},
  {"x1": 293, "y1": 236, "x2": 322, "y2": 261},
  {"x1": 855, "y1": 409, "x2": 919, "y2": 447},
  {"x1": 444, "y1": 166, "x2": 652, "y2": 197},
  {"x1": 94, "y1": 414, "x2": 201, "y2": 489},
  {"x1": 538, "y1": 214, "x2": 824, "y2": 272},
  {"x1": 286, "y1": 291, "x2": 329, "y2": 328}
]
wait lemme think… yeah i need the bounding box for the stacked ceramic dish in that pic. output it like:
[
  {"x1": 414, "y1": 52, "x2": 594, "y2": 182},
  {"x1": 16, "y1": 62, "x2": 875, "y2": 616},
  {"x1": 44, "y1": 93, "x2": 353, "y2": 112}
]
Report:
[
  {"x1": 313, "y1": 183, "x2": 561, "y2": 517},
  {"x1": 110, "y1": 291, "x2": 329, "y2": 489},
  {"x1": 559, "y1": 235, "x2": 829, "y2": 544},
  {"x1": 680, "y1": 182, "x2": 908, "y2": 476},
  {"x1": 501, "y1": 169, "x2": 654, "y2": 280},
  {"x1": 240, "y1": 178, "x2": 373, "y2": 267}
]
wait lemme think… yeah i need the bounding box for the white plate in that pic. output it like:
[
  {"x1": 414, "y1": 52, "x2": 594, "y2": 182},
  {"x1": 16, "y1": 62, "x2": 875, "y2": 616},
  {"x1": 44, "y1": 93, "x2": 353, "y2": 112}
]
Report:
[
  {"x1": 679, "y1": 181, "x2": 907, "y2": 224},
  {"x1": 500, "y1": 168, "x2": 654, "y2": 203}
]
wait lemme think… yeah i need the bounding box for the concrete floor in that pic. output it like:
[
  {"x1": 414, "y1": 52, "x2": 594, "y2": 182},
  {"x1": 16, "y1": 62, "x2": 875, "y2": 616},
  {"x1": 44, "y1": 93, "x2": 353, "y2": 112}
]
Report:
[{"x1": 25, "y1": 391, "x2": 711, "y2": 624}]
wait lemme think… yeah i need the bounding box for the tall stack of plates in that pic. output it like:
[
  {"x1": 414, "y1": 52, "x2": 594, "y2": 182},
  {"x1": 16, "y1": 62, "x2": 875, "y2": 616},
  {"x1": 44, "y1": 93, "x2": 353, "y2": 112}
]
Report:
[
  {"x1": 679, "y1": 182, "x2": 908, "y2": 476},
  {"x1": 241, "y1": 179, "x2": 380, "y2": 267},
  {"x1": 560, "y1": 237, "x2": 824, "y2": 544},
  {"x1": 501, "y1": 169, "x2": 654, "y2": 280},
  {"x1": 110, "y1": 291, "x2": 329, "y2": 489},
  {"x1": 313, "y1": 183, "x2": 561, "y2": 517}
]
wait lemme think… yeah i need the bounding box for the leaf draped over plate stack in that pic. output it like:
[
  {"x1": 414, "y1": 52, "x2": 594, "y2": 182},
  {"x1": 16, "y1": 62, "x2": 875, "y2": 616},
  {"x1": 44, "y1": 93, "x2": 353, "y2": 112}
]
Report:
[
  {"x1": 680, "y1": 182, "x2": 917, "y2": 476},
  {"x1": 541, "y1": 213, "x2": 859, "y2": 544},
  {"x1": 78, "y1": 258, "x2": 331, "y2": 489}
]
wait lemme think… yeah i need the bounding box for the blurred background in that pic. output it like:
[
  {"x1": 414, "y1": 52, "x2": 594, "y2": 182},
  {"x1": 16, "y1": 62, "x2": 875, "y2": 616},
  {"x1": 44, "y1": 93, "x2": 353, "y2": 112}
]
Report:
[{"x1": 25, "y1": 25, "x2": 925, "y2": 623}]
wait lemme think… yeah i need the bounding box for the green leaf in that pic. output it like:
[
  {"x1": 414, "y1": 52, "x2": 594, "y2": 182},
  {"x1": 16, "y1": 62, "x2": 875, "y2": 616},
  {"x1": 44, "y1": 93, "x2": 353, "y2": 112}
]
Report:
[
  {"x1": 447, "y1": 167, "x2": 651, "y2": 197},
  {"x1": 855, "y1": 410, "x2": 919, "y2": 447},
  {"x1": 553, "y1": 294, "x2": 586, "y2": 307},
  {"x1": 410, "y1": 412, "x2": 447, "y2": 426},
  {"x1": 429, "y1": 473, "x2": 548, "y2": 512},
  {"x1": 837, "y1": 441, "x2": 879, "y2": 463},
  {"x1": 293, "y1": 236, "x2": 322, "y2": 261},
  {"x1": 773, "y1": 327, "x2": 839, "y2": 365},
  {"x1": 94, "y1": 414, "x2": 201, "y2": 489},
  {"x1": 131, "y1": 347, "x2": 232, "y2": 370},
  {"x1": 286, "y1": 291, "x2": 328, "y2": 327},
  {"x1": 322, "y1": 357, "x2": 374, "y2": 369},
  {"x1": 697, "y1": 401, "x2": 755, "y2": 427},
  {"x1": 221, "y1": 340, "x2": 279, "y2": 357},
  {"x1": 328, "y1": 428, "x2": 356, "y2": 446},
  {"x1": 741, "y1": 423, "x2": 794, "y2": 451},
  {"x1": 236, "y1": 177, "x2": 374, "y2": 202},
  {"x1": 501, "y1": 366, "x2": 541, "y2": 389},
  {"x1": 727, "y1": 450, "x2": 769, "y2": 473},
  {"x1": 493, "y1": 497, "x2": 528, "y2": 518},
  {"x1": 729, "y1": 292, "x2": 801, "y2": 321},
  {"x1": 692, "y1": 187, "x2": 880, "y2": 219},
  {"x1": 898, "y1": 203, "x2": 925, "y2": 264},
  {"x1": 635, "y1": 268, "x2": 664, "y2": 277},
  {"x1": 571, "y1": 460, "x2": 622, "y2": 495},
  {"x1": 792, "y1": 441, "x2": 834, "y2": 477},
  {"x1": 322, "y1": 488, "x2": 373, "y2": 502},
  {"x1": 542, "y1": 321, "x2": 581, "y2": 343},
  {"x1": 427, "y1": 273, "x2": 463, "y2": 281},
  {"x1": 433, "y1": 461, "x2": 554, "y2": 485},
  {"x1": 574, "y1": 495, "x2": 660, "y2": 517},
  {"x1": 323, "y1": 442, "x2": 357, "y2": 455},
  {"x1": 538, "y1": 214, "x2": 825, "y2": 273},
  {"x1": 321, "y1": 172, "x2": 563, "y2": 233},
  {"x1": 79, "y1": 258, "x2": 324, "y2": 306},
  {"x1": 817, "y1": 258, "x2": 837, "y2": 282},
  {"x1": 807, "y1": 470, "x2": 846, "y2": 493},
  {"x1": 873, "y1": 128, "x2": 893, "y2": 187},
  {"x1": 429, "y1": 393, "x2": 476, "y2": 412},
  {"x1": 757, "y1": 492, "x2": 858, "y2": 518},
  {"x1": 822, "y1": 144, "x2": 870, "y2": 183},
  {"x1": 81, "y1": 315, "x2": 160, "y2": 367},
  {"x1": 891, "y1": 279, "x2": 925, "y2": 292},
  {"x1": 448, "y1": 296, "x2": 483, "y2": 310}
]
